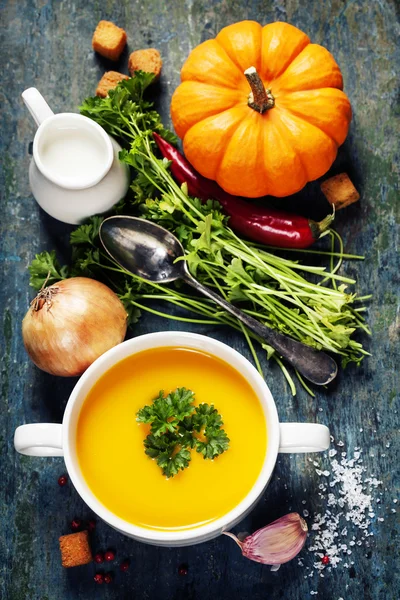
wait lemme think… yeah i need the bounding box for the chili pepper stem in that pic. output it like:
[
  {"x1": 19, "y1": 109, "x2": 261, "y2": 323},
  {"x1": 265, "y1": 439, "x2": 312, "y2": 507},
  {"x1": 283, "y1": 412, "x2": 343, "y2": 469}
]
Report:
[
  {"x1": 244, "y1": 67, "x2": 275, "y2": 113},
  {"x1": 310, "y1": 206, "x2": 336, "y2": 240}
]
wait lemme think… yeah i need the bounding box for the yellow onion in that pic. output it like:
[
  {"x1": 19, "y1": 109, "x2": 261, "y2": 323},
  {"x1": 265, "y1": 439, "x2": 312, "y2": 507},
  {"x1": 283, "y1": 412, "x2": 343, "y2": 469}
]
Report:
[
  {"x1": 22, "y1": 277, "x2": 127, "y2": 377},
  {"x1": 223, "y1": 513, "x2": 308, "y2": 565}
]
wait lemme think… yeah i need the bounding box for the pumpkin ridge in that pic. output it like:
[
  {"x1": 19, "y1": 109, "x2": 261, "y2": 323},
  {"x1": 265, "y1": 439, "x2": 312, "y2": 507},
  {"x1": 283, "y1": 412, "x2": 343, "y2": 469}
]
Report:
[
  {"x1": 272, "y1": 106, "x2": 338, "y2": 181},
  {"x1": 277, "y1": 104, "x2": 338, "y2": 149},
  {"x1": 178, "y1": 81, "x2": 246, "y2": 99},
  {"x1": 216, "y1": 110, "x2": 273, "y2": 197},
  {"x1": 183, "y1": 106, "x2": 249, "y2": 181},
  {"x1": 259, "y1": 110, "x2": 308, "y2": 197},
  {"x1": 270, "y1": 44, "x2": 343, "y2": 95},
  {"x1": 216, "y1": 20, "x2": 262, "y2": 74},
  {"x1": 212, "y1": 39, "x2": 251, "y2": 90},
  {"x1": 260, "y1": 22, "x2": 310, "y2": 83},
  {"x1": 181, "y1": 39, "x2": 245, "y2": 90},
  {"x1": 275, "y1": 88, "x2": 351, "y2": 145},
  {"x1": 184, "y1": 105, "x2": 249, "y2": 139},
  {"x1": 268, "y1": 108, "x2": 309, "y2": 186},
  {"x1": 170, "y1": 80, "x2": 243, "y2": 138},
  {"x1": 214, "y1": 38, "x2": 248, "y2": 79},
  {"x1": 274, "y1": 82, "x2": 342, "y2": 95},
  {"x1": 209, "y1": 108, "x2": 251, "y2": 183}
]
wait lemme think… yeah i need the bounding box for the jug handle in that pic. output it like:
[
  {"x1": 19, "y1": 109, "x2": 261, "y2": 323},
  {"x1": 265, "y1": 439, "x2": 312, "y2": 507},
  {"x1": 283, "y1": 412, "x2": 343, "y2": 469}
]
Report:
[{"x1": 22, "y1": 87, "x2": 54, "y2": 127}]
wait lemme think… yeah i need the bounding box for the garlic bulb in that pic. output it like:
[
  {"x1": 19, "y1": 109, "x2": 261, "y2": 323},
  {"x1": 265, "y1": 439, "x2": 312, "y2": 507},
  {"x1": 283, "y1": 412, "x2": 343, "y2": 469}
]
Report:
[{"x1": 223, "y1": 513, "x2": 308, "y2": 565}]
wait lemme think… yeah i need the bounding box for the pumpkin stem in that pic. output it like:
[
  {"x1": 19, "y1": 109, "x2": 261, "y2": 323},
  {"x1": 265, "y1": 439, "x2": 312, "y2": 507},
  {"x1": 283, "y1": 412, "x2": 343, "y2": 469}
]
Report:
[{"x1": 244, "y1": 67, "x2": 275, "y2": 113}]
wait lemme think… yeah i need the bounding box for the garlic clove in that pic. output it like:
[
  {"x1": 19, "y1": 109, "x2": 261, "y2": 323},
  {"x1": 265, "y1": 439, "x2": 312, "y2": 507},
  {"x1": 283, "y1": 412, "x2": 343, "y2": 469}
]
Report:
[{"x1": 223, "y1": 513, "x2": 308, "y2": 565}]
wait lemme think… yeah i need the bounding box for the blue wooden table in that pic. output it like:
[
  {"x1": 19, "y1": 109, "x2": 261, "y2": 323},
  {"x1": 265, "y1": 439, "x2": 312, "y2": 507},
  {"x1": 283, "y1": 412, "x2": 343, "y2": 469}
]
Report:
[{"x1": 1, "y1": 1, "x2": 399, "y2": 598}]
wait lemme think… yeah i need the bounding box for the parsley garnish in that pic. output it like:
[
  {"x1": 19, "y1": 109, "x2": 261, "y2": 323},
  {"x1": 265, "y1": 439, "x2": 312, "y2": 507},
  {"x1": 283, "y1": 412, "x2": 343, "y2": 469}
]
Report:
[{"x1": 137, "y1": 388, "x2": 230, "y2": 478}]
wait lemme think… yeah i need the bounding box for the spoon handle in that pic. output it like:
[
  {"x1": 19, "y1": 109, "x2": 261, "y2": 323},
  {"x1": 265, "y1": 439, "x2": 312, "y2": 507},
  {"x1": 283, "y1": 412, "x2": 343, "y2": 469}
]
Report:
[{"x1": 183, "y1": 274, "x2": 337, "y2": 386}]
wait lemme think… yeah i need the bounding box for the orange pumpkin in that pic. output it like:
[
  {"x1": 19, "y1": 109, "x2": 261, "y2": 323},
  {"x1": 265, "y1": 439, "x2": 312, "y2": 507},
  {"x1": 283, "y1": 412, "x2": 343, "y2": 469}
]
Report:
[{"x1": 170, "y1": 21, "x2": 352, "y2": 198}]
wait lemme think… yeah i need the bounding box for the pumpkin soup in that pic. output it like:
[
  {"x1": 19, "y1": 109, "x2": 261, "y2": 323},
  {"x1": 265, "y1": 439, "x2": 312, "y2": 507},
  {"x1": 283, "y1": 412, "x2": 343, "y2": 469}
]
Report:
[{"x1": 76, "y1": 347, "x2": 267, "y2": 531}]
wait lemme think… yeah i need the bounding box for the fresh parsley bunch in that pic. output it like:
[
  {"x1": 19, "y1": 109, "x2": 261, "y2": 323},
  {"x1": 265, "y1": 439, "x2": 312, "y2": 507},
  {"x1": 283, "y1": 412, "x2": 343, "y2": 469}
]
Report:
[
  {"x1": 28, "y1": 73, "x2": 370, "y2": 397},
  {"x1": 137, "y1": 388, "x2": 230, "y2": 478}
]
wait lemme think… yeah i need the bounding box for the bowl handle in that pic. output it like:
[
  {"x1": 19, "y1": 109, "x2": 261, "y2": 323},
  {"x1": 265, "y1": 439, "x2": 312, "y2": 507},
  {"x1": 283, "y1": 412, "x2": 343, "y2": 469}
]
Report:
[
  {"x1": 279, "y1": 423, "x2": 330, "y2": 453},
  {"x1": 14, "y1": 423, "x2": 63, "y2": 457}
]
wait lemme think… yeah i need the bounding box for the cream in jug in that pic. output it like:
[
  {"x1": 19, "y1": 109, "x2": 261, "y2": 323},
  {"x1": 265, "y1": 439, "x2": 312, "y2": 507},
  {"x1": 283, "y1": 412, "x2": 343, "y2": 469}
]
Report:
[{"x1": 22, "y1": 87, "x2": 129, "y2": 224}]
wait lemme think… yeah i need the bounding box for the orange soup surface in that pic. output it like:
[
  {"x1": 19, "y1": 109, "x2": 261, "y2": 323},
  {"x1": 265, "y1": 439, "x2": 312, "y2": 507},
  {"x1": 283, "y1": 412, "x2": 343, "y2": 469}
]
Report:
[{"x1": 76, "y1": 347, "x2": 267, "y2": 531}]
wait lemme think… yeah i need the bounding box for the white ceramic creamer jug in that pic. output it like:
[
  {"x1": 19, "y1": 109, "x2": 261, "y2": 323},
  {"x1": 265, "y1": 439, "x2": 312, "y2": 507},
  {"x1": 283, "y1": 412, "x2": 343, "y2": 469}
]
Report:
[{"x1": 22, "y1": 87, "x2": 130, "y2": 224}]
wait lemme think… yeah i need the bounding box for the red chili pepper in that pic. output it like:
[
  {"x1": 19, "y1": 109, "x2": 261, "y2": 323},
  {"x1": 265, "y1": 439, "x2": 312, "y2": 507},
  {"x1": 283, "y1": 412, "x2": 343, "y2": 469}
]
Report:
[{"x1": 153, "y1": 133, "x2": 334, "y2": 249}]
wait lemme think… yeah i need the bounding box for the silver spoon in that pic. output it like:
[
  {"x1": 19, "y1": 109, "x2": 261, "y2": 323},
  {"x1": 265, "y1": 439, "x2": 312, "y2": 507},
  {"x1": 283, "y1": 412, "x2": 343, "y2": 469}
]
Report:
[{"x1": 99, "y1": 216, "x2": 338, "y2": 386}]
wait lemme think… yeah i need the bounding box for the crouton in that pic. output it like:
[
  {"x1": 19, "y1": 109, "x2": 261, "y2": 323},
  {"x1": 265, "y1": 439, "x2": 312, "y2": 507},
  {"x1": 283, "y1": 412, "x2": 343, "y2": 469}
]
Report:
[
  {"x1": 128, "y1": 49, "x2": 162, "y2": 80},
  {"x1": 92, "y1": 20, "x2": 127, "y2": 61},
  {"x1": 59, "y1": 530, "x2": 93, "y2": 568},
  {"x1": 96, "y1": 71, "x2": 129, "y2": 97},
  {"x1": 321, "y1": 173, "x2": 360, "y2": 210}
]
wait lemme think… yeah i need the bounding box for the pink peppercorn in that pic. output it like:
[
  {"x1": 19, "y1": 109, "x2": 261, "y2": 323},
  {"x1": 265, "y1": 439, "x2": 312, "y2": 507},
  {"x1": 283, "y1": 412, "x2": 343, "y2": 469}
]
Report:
[
  {"x1": 120, "y1": 559, "x2": 130, "y2": 572},
  {"x1": 105, "y1": 550, "x2": 115, "y2": 562},
  {"x1": 70, "y1": 519, "x2": 82, "y2": 531},
  {"x1": 94, "y1": 552, "x2": 104, "y2": 564},
  {"x1": 94, "y1": 573, "x2": 104, "y2": 584},
  {"x1": 86, "y1": 519, "x2": 96, "y2": 532}
]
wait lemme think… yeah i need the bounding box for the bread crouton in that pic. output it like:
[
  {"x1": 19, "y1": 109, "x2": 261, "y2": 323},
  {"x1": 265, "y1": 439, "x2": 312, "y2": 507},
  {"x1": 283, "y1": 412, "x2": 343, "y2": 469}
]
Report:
[
  {"x1": 59, "y1": 530, "x2": 93, "y2": 568},
  {"x1": 321, "y1": 173, "x2": 360, "y2": 210},
  {"x1": 96, "y1": 71, "x2": 129, "y2": 97},
  {"x1": 92, "y1": 20, "x2": 127, "y2": 61},
  {"x1": 128, "y1": 49, "x2": 162, "y2": 80}
]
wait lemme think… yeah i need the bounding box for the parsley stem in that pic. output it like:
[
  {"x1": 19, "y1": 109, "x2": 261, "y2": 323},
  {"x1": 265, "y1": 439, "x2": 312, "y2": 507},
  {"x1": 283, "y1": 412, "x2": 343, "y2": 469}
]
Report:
[
  {"x1": 240, "y1": 323, "x2": 264, "y2": 378},
  {"x1": 201, "y1": 261, "x2": 265, "y2": 379},
  {"x1": 273, "y1": 355, "x2": 297, "y2": 396},
  {"x1": 125, "y1": 300, "x2": 221, "y2": 324},
  {"x1": 294, "y1": 370, "x2": 316, "y2": 397},
  {"x1": 249, "y1": 242, "x2": 365, "y2": 260}
]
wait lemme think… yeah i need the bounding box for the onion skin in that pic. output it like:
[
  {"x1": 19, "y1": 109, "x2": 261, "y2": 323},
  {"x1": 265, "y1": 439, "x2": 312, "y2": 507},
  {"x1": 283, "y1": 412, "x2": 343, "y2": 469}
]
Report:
[{"x1": 22, "y1": 278, "x2": 128, "y2": 377}]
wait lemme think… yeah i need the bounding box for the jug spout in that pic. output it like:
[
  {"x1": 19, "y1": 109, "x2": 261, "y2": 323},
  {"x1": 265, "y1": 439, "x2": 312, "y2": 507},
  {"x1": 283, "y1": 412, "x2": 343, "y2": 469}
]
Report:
[{"x1": 22, "y1": 88, "x2": 54, "y2": 127}]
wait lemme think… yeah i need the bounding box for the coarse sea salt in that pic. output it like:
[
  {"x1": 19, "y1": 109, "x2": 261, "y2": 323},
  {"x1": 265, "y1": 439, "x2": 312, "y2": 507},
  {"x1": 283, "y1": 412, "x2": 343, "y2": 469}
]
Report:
[{"x1": 303, "y1": 439, "x2": 384, "y2": 579}]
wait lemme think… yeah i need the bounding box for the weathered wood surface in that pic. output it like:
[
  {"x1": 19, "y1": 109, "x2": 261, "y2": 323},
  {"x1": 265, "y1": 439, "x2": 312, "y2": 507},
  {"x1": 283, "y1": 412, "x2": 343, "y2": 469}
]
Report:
[{"x1": 0, "y1": 0, "x2": 399, "y2": 598}]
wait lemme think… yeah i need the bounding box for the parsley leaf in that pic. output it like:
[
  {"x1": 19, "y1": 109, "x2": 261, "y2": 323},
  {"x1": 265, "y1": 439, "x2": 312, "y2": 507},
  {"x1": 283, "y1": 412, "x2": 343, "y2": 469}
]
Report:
[
  {"x1": 188, "y1": 404, "x2": 230, "y2": 459},
  {"x1": 143, "y1": 433, "x2": 192, "y2": 478},
  {"x1": 137, "y1": 388, "x2": 229, "y2": 478},
  {"x1": 137, "y1": 388, "x2": 195, "y2": 436},
  {"x1": 195, "y1": 427, "x2": 230, "y2": 460},
  {"x1": 157, "y1": 447, "x2": 192, "y2": 479},
  {"x1": 29, "y1": 250, "x2": 70, "y2": 289},
  {"x1": 167, "y1": 388, "x2": 197, "y2": 421},
  {"x1": 190, "y1": 403, "x2": 224, "y2": 431},
  {"x1": 70, "y1": 216, "x2": 103, "y2": 246}
]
